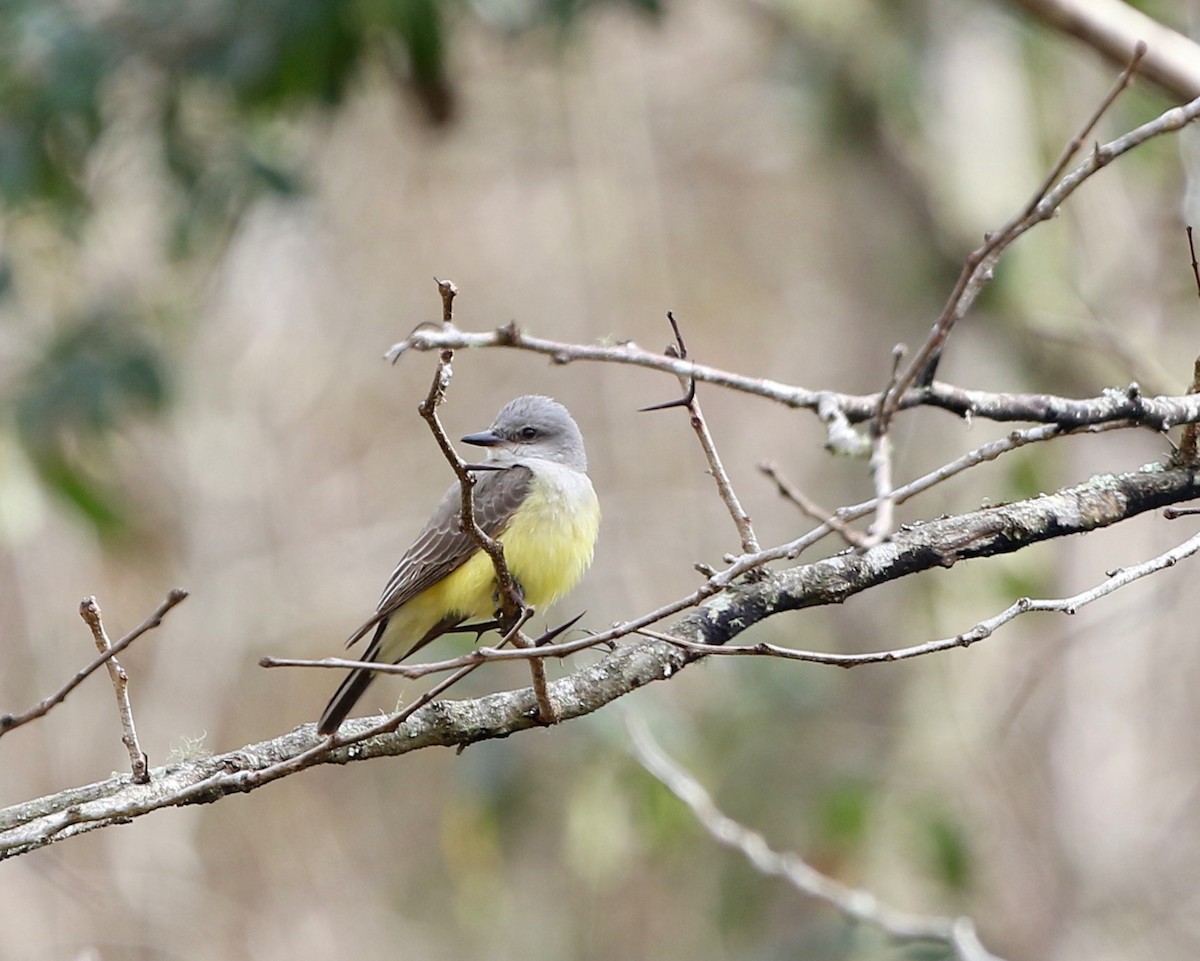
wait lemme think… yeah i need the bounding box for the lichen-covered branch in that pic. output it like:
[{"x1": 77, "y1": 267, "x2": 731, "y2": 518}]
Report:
[{"x1": 5, "y1": 462, "x2": 1196, "y2": 860}]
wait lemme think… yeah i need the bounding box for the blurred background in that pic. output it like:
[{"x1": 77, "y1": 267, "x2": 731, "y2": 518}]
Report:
[{"x1": 3, "y1": 1, "x2": 1200, "y2": 958}]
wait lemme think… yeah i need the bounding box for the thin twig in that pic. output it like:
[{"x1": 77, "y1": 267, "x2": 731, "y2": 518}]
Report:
[
  {"x1": 628, "y1": 718, "x2": 1003, "y2": 961},
  {"x1": 268, "y1": 422, "x2": 1143, "y2": 685},
  {"x1": 641, "y1": 313, "x2": 760, "y2": 555},
  {"x1": 0, "y1": 589, "x2": 189, "y2": 739},
  {"x1": 883, "y1": 43, "x2": 1146, "y2": 417},
  {"x1": 79, "y1": 598, "x2": 150, "y2": 784},
  {"x1": 864, "y1": 345, "x2": 905, "y2": 545},
  {"x1": 642, "y1": 525, "x2": 1200, "y2": 667},
  {"x1": 508, "y1": 620, "x2": 558, "y2": 724},
  {"x1": 387, "y1": 324, "x2": 1200, "y2": 431},
  {"x1": 1174, "y1": 228, "x2": 1200, "y2": 466},
  {"x1": 758, "y1": 461, "x2": 868, "y2": 549},
  {"x1": 261, "y1": 613, "x2": 604, "y2": 679},
  {"x1": 415, "y1": 280, "x2": 522, "y2": 622},
  {"x1": 435, "y1": 275, "x2": 456, "y2": 322}
]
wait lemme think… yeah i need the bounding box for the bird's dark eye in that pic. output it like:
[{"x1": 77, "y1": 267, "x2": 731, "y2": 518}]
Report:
[{"x1": 520, "y1": 426, "x2": 538, "y2": 439}]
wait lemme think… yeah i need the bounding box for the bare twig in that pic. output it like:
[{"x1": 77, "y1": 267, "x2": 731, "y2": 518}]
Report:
[
  {"x1": 641, "y1": 313, "x2": 760, "y2": 555},
  {"x1": 1174, "y1": 228, "x2": 1200, "y2": 466},
  {"x1": 435, "y1": 275, "x2": 456, "y2": 322},
  {"x1": 79, "y1": 598, "x2": 150, "y2": 784},
  {"x1": 0, "y1": 589, "x2": 189, "y2": 739},
  {"x1": 508, "y1": 619, "x2": 558, "y2": 724},
  {"x1": 643, "y1": 525, "x2": 1200, "y2": 666},
  {"x1": 411, "y1": 279, "x2": 538, "y2": 714},
  {"x1": 6, "y1": 466, "x2": 1200, "y2": 859},
  {"x1": 415, "y1": 281, "x2": 522, "y2": 622},
  {"x1": 628, "y1": 718, "x2": 1003, "y2": 961},
  {"x1": 864, "y1": 346, "x2": 905, "y2": 545},
  {"x1": 883, "y1": 43, "x2": 1146, "y2": 417},
  {"x1": 386, "y1": 323, "x2": 1200, "y2": 432},
  {"x1": 261, "y1": 613, "x2": 606, "y2": 679},
  {"x1": 758, "y1": 461, "x2": 869, "y2": 549},
  {"x1": 1165, "y1": 505, "x2": 1200, "y2": 518}
]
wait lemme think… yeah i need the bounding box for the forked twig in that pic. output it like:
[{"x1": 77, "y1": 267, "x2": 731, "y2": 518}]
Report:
[
  {"x1": 641, "y1": 312, "x2": 760, "y2": 555},
  {"x1": 641, "y1": 525, "x2": 1200, "y2": 667},
  {"x1": 416, "y1": 279, "x2": 522, "y2": 623},
  {"x1": 79, "y1": 598, "x2": 150, "y2": 784},
  {"x1": 883, "y1": 43, "x2": 1147, "y2": 416},
  {"x1": 758, "y1": 461, "x2": 868, "y2": 549},
  {"x1": 1, "y1": 589, "x2": 189, "y2": 740},
  {"x1": 411, "y1": 278, "x2": 548, "y2": 718}
]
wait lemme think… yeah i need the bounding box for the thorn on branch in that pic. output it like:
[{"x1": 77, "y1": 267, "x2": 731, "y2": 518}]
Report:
[
  {"x1": 533, "y1": 610, "x2": 588, "y2": 648},
  {"x1": 640, "y1": 312, "x2": 761, "y2": 556},
  {"x1": 638, "y1": 312, "x2": 694, "y2": 412},
  {"x1": 1175, "y1": 228, "x2": 1200, "y2": 466}
]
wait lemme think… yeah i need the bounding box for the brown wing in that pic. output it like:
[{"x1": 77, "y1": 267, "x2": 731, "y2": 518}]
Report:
[{"x1": 341, "y1": 465, "x2": 533, "y2": 649}]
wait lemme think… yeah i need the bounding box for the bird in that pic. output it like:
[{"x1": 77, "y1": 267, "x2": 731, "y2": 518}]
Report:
[{"x1": 317, "y1": 395, "x2": 600, "y2": 735}]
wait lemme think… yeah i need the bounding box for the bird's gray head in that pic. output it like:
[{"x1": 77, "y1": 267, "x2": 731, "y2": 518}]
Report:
[{"x1": 461, "y1": 395, "x2": 588, "y2": 470}]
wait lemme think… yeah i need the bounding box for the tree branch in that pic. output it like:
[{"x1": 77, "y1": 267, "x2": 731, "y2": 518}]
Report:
[
  {"x1": 629, "y1": 719, "x2": 1004, "y2": 961},
  {"x1": 0, "y1": 589, "x2": 189, "y2": 739},
  {"x1": 5, "y1": 463, "x2": 1196, "y2": 859},
  {"x1": 1001, "y1": 0, "x2": 1200, "y2": 101},
  {"x1": 386, "y1": 322, "x2": 1200, "y2": 433}
]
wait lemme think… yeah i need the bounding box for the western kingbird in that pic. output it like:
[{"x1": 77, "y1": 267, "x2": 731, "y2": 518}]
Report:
[{"x1": 317, "y1": 395, "x2": 600, "y2": 735}]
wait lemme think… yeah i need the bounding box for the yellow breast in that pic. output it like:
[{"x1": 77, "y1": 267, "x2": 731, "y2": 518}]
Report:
[{"x1": 498, "y1": 466, "x2": 600, "y2": 608}]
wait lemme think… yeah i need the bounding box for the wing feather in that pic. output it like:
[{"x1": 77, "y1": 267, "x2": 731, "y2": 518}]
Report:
[{"x1": 342, "y1": 466, "x2": 533, "y2": 649}]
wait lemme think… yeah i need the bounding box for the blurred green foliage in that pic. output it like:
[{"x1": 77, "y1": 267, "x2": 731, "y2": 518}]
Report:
[
  {"x1": 0, "y1": 0, "x2": 661, "y2": 536},
  {"x1": 813, "y1": 777, "x2": 874, "y2": 856},
  {"x1": 11, "y1": 310, "x2": 170, "y2": 537},
  {"x1": 0, "y1": 0, "x2": 666, "y2": 212},
  {"x1": 914, "y1": 805, "x2": 972, "y2": 894}
]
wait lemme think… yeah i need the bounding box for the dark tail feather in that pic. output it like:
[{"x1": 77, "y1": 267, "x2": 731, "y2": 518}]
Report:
[
  {"x1": 317, "y1": 666, "x2": 378, "y2": 736},
  {"x1": 317, "y1": 620, "x2": 388, "y2": 736},
  {"x1": 316, "y1": 614, "x2": 465, "y2": 735}
]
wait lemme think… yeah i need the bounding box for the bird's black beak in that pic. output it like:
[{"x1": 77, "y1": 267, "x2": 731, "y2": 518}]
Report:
[{"x1": 461, "y1": 428, "x2": 504, "y2": 447}]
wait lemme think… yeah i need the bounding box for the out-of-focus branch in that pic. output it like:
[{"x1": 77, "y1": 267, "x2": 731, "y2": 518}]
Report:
[
  {"x1": 1001, "y1": 0, "x2": 1200, "y2": 101},
  {"x1": 629, "y1": 719, "x2": 1004, "y2": 961}
]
